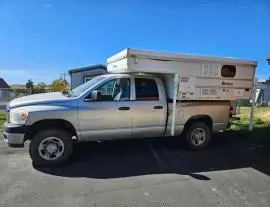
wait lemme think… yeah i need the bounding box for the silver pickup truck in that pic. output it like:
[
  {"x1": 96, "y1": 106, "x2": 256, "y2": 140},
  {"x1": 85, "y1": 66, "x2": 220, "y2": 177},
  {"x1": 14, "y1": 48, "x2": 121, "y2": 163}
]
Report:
[{"x1": 3, "y1": 74, "x2": 230, "y2": 166}]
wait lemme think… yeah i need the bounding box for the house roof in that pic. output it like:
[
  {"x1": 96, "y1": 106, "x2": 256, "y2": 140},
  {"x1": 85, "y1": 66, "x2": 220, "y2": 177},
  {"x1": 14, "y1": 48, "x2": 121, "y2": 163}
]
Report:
[
  {"x1": 68, "y1": 64, "x2": 107, "y2": 75},
  {"x1": 0, "y1": 78, "x2": 10, "y2": 89}
]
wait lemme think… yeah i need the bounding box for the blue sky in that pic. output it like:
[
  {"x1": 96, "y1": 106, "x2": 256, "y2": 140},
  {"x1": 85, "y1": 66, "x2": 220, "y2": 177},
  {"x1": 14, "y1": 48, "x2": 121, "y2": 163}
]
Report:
[{"x1": 0, "y1": 0, "x2": 269, "y2": 84}]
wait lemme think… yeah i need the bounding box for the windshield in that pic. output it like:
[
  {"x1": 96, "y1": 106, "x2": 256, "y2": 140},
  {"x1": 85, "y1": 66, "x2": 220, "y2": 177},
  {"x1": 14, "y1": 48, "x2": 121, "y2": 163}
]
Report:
[{"x1": 69, "y1": 76, "x2": 106, "y2": 97}]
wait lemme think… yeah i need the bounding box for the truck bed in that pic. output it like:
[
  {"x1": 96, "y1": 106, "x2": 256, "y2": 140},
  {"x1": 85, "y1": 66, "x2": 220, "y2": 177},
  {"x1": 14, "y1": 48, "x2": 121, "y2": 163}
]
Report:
[{"x1": 165, "y1": 100, "x2": 230, "y2": 136}]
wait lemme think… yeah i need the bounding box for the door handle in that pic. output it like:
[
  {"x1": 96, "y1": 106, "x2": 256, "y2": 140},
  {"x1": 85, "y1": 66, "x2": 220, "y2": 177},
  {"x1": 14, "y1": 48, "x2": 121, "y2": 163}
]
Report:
[
  {"x1": 118, "y1": 107, "x2": 130, "y2": 111},
  {"x1": 153, "y1": 106, "x2": 163, "y2": 109}
]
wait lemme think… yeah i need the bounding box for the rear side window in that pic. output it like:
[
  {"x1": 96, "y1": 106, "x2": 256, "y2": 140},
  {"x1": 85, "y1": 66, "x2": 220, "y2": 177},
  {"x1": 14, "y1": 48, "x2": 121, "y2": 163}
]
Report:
[
  {"x1": 135, "y1": 78, "x2": 159, "y2": 101},
  {"x1": 221, "y1": 65, "x2": 236, "y2": 78}
]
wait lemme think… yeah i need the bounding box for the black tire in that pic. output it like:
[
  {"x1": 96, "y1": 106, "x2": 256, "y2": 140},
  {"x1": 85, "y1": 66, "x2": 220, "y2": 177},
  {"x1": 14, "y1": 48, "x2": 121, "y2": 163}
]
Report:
[
  {"x1": 29, "y1": 128, "x2": 73, "y2": 167},
  {"x1": 184, "y1": 122, "x2": 211, "y2": 150}
]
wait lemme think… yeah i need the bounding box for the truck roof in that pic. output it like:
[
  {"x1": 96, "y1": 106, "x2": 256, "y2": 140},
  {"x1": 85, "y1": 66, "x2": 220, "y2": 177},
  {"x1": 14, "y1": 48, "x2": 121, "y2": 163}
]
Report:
[{"x1": 107, "y1": 48, "x2": 257, "y2": 66}]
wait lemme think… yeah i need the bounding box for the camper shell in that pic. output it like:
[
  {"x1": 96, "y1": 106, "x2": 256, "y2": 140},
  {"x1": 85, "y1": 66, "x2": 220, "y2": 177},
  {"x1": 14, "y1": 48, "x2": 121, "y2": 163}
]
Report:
[{"x1": 107, "y1": 48, "x2": 257, "y2": 101}]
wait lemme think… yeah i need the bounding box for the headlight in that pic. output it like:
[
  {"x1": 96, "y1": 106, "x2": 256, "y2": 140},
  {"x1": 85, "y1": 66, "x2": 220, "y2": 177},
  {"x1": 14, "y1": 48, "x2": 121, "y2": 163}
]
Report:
[{"x1": 9, "y1": 109, "x2": 28, "y2": 125}]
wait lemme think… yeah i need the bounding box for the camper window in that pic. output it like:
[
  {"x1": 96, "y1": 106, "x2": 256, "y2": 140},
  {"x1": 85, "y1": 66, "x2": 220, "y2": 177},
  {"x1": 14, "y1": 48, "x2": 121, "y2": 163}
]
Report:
[{"x1": 221, "y1": 65, "x2": 236, "y2": 78}]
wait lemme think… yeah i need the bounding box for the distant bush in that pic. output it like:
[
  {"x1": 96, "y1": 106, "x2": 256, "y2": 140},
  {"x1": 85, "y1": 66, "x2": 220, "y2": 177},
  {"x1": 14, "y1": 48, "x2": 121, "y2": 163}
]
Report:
[{"x1": 254, "y1": 118, "x2": 265, "y2": 125}]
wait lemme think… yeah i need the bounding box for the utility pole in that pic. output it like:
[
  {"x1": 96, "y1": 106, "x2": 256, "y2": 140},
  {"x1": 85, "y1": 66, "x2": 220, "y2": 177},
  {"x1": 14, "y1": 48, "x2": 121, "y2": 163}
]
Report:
[{"x1": 61, "y1": 72, "x2": 67, "y2": 81}]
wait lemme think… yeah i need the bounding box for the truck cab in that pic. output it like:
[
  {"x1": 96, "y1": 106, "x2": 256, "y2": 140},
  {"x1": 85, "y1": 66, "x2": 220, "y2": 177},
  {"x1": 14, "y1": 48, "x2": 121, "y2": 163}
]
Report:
[{"x1": 77, "y1": 74, "x2": 167, "y2": 141}]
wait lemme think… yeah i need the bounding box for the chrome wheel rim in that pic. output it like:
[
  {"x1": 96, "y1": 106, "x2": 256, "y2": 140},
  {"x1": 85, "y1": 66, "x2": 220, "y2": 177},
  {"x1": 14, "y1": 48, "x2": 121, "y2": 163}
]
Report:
[
  {"x1": 38, "y1": 137, "x2": 65, "y2": 161},
  {"x1": 191, "y1": 128, "x2": 206, "y2": 146}
]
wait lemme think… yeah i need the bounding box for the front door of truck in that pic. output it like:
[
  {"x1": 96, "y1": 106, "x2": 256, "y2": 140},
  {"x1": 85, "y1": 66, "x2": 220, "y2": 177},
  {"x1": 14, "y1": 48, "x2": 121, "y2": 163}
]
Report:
[
  {"x1": 78, "y1": 78, "x2": 132, "y2": 141},
  {"x1": 131, "y1": 78, "x2": 166, "y2": 138}
]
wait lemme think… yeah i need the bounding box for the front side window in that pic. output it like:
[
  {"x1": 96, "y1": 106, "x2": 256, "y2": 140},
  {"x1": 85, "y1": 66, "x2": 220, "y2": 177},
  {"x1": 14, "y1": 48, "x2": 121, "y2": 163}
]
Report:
[
  {"x1": 135, "y1": 78, "x2": 159, "y2": 101},
  {"x1": 98, "y1": 78, "x2": 130, "y2": 101}
]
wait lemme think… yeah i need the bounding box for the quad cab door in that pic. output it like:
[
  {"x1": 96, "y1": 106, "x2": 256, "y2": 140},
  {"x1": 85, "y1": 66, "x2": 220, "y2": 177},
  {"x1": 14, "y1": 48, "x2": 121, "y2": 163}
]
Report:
[
  {"x1": 78, "y1": 77, "x2": 132, "y2": 141},
  {"x1": 131, "y1": 77, "x2": 167, "y2": 138}
]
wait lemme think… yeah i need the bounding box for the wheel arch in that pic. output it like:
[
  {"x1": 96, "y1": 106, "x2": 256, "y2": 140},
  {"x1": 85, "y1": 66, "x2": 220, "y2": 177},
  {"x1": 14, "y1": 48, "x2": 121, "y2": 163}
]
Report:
[
  {"x1": 184, "y1": 115, "x2": 213, "y2": 133},
  {"x1": 25, "y1": 119, "x2": 77, "y2": 141}
]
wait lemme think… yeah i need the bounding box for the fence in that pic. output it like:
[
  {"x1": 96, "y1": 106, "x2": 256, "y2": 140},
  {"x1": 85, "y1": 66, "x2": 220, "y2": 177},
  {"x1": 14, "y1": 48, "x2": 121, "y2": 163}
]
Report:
[{"x1": 0, "y1": 88, "x2": 52, "y2": 109}]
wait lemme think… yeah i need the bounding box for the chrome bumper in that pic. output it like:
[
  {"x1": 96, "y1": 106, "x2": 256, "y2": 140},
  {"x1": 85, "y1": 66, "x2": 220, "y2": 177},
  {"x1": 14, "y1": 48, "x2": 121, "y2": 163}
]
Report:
[
  {"x1": 3, "y1": 122, "x2": 26, "y2": 147},
  {"x1": 3, "y1": 132, "x2": 25, "y2": 146}
]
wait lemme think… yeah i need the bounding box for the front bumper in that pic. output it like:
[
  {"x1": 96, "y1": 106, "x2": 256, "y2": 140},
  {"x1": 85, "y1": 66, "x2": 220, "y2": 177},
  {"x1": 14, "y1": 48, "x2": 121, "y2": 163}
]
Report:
[{"x1": 3, "y1": 122, "x2": 26, "y2": 147}]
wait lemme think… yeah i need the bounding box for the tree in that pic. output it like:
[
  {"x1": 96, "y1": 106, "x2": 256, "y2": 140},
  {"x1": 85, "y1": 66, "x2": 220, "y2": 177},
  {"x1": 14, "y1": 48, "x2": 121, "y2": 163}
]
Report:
[
  {"x1": 25, "y1": 79, "x2": 34, "y2": 94},
  {"x1": 50, "y1": 77, "x2": 69, "y2": 92},
  {"x1": 35, "y1": 82, "x2": 47, "y2": 93}
]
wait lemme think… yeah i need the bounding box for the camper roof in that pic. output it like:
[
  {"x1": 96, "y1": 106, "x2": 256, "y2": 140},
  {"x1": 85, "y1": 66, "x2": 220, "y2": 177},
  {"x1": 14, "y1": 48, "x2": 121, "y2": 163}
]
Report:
[{"x1": 107, "y1": 48, "x2": 257, "y2": 66}]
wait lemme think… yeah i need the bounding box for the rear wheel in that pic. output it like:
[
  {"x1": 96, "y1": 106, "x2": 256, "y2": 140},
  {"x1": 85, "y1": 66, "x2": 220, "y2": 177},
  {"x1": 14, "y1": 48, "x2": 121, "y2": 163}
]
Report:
[
  {"x1": 184, "y1": 122, "x2": 211, "y2": 150},
  {"x1": 29, "y1": 128, "x2": 73, "y2": 166}
]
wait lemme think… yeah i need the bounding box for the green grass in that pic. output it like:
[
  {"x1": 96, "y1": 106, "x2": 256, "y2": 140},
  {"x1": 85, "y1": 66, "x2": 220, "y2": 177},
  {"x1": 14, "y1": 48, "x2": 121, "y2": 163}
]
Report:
[
  {"x1": 0, "y1": 110, "x2": 6, "y2": 129},
  {"x1": 228, "y1": 107, "x2": 270, "y2": 147}
]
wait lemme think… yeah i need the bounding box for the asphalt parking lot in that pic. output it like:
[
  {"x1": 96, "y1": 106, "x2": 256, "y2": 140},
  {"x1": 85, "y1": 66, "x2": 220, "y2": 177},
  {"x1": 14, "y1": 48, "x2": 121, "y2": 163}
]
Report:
[{"x1": 0, "y1": 134, "x2": 270, "y2": 207}]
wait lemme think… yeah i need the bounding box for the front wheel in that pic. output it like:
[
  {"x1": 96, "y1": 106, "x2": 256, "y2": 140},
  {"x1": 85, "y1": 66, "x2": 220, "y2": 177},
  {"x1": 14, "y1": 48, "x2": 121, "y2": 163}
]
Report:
[
  {"x1": 29, "y1": 129, "x2": 73, "y2": 166},
  {"x1": 184, "y1": 122, "x2": 211, "y2": 150}
]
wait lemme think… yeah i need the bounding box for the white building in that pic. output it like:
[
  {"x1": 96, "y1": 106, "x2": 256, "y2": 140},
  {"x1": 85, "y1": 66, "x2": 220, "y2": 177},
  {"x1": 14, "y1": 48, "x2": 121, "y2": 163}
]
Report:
[
  {"x1": 256, "y1": 77, "x2": 270, "y2": 107},
  {"x1": 69, "y1": 64, "x2": 107, "y2": 89}
]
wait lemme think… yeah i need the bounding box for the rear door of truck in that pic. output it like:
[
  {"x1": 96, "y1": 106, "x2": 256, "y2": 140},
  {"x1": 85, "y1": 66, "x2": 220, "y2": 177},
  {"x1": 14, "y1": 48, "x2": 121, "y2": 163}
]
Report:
[{"x1": 131, "y1": 77, "x2": 167, "y2": 138}]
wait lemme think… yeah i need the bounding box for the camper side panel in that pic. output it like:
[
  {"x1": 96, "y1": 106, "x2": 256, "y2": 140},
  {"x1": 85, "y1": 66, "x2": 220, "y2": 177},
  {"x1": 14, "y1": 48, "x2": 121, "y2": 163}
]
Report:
[
  {"x1": 108, "y1": 56, "x2": 256, "y2": 101},
  {"x1": 159, "y1": 62, "x2": 255, "y2": 101},
  {"x1": 107, "y1": 58, "x2": 129, "y2": 73}
]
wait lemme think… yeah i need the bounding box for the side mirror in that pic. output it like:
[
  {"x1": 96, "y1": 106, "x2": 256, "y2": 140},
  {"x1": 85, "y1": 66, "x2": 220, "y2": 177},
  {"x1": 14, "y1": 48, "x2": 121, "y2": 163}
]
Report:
[{"x1": 89, "y1": 90, "x2": 101, "y2": 102}]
